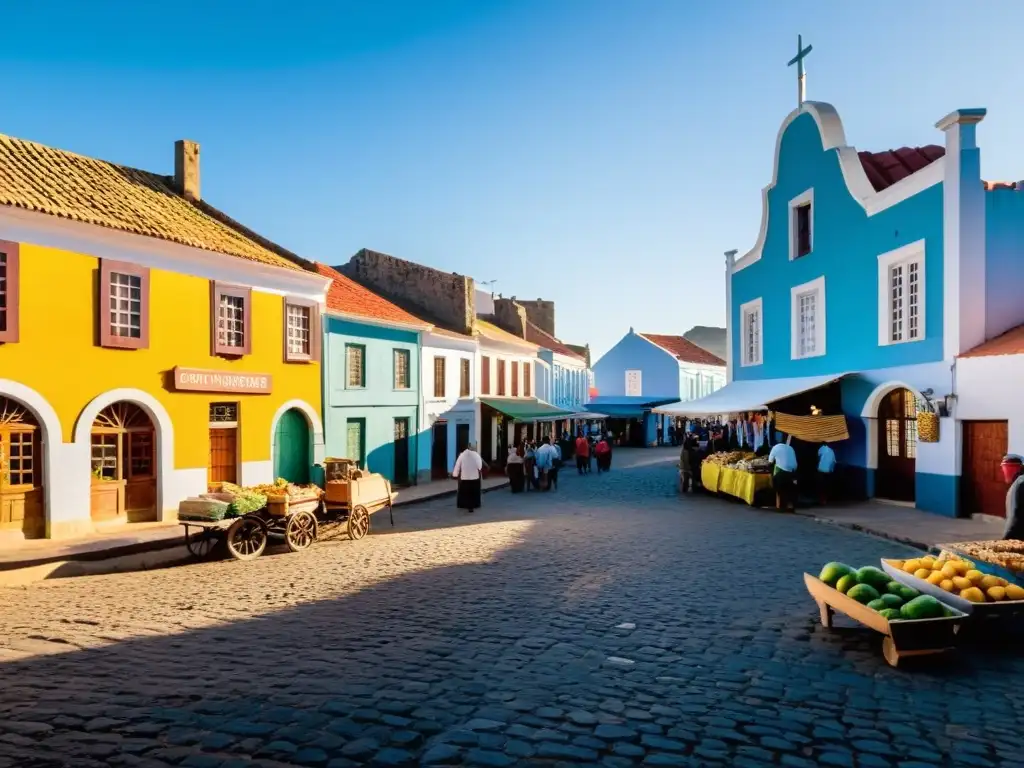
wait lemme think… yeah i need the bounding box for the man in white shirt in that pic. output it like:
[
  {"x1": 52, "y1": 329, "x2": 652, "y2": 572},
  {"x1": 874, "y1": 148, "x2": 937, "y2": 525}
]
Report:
[
  {"x1": 535, "y1": 436, "x2": 558, "y2": 492},
  {"x1": 817, "y1": 442, "x2": 837, "y2": 505},
  {"x1": 768, "y1": 436, "x2": 798, "y2": 512},
  {"x1": 452, "y1": 444, "x2": 484, "y2": 513}
]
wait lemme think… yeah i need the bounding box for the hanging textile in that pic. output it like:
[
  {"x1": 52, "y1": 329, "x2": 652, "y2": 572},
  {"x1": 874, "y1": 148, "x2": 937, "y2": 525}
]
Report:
[{"x1": 771, "y1": 412, "x2": 849, "y2": 443}]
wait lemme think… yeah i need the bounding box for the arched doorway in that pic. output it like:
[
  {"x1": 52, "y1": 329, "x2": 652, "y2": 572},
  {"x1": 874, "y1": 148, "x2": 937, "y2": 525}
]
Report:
[
  {"x1": 876, "y1": 388, "x2": 918, "y2": 502},
  {"x1": 274, "y1": 408, "x2": 310, "y2": 484},
  {"x1": 90, "y1": 402, "x2": 156, "y2": 523},
  {"x1": 0, "y1": 396, "x2": 45, "y2": 538}
]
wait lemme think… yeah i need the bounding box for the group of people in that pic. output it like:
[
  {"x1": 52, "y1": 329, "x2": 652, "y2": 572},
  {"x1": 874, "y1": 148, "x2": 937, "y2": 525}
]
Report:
[
  {"x1": 572, "y1": 430, "x2": 613, "y2": 475},
  {"x1": 506, "y1": 436, "x2": 562, "y2": 493}
]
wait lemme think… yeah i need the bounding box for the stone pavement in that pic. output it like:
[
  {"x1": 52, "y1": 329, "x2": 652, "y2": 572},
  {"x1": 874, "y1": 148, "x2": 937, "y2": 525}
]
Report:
[{"x1": 0, "y1": 450, "x2": 1023, "y2": 767}]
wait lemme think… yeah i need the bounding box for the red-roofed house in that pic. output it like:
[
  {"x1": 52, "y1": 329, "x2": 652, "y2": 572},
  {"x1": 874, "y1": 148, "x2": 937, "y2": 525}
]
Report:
[{"x1": 317, "y1": 263, "x2": 432, "y2": 485}]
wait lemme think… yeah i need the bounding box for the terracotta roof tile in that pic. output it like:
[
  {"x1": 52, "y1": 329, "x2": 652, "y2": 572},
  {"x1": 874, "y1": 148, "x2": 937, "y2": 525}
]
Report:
[
  {"x1": 316, "y1": 263, "x2": 428, "y2": 327},
  {"x1": 0, "y1": 133, "x2": 305, "y2": 271},
  {"x1": 639, "y1": 333, "x2": 725, "y2": 366},
  {"x1": 525, "y1": 322, "x2": 585, "y2": 360},
  {"x1": 960, "y1": 324, "x2": 1024, "y2": 358},
  {"x1": 858, "y1": 145, "x2": 945, "y2": 192}
]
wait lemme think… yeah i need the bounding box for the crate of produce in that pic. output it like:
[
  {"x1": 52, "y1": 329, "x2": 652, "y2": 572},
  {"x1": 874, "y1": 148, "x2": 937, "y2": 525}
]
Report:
[
  {"x1": 882, "y1": 555, "x2": 1024, "y2": 619},
  {"x1": 807, "y1": 563, "x2": 967, "y2": 667},
  {"x1": 937, "y1": 541, "x2": 1024, "y2": 583},
  {"x1": 178, "y1": 498, "x2": 231, "y2": 522}
]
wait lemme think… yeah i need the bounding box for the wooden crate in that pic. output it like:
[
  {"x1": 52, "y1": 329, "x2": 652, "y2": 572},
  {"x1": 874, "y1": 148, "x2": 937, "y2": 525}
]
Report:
[{"x1": 267, "y1": 495, "x2": 321, "y2": 517}]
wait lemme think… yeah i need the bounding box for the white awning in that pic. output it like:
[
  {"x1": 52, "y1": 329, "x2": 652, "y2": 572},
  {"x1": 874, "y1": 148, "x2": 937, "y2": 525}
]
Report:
[{"x1": 653, "y1": 373, "x2": 851, "y2": 416}]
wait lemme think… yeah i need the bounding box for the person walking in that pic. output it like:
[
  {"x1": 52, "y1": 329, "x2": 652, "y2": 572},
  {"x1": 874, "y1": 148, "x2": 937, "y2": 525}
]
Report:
[
  {"x1": 535, "y1": 436, "x2": 557, "y2": 491},
  {"x1": 768, "y1": 435, "x2": 798, "y2": 512},
  {"x1": 453, "y1": 443, "x2": 484, "y2": 514},
  {"x1": 817, "y1": 441, "x2": 836, "y2": 505},
  {"x1": 575, "y1": 431, "x2": 590, "y2": 474},
  {"x1": 594, "y1": 435, "x2": 611, "y2": 473},
  {"x1": 550, "y1": 439, "x2": 562, "y2": 490},
  {"x1": 506, "y1": 444, "x2": 525, "y2": 493},
  {"x1": 524, "y1": 441, "x2": 537, "y2": 492},
  {"x1": 679, "y1": 436, "x2": 694, "y2": 493}
]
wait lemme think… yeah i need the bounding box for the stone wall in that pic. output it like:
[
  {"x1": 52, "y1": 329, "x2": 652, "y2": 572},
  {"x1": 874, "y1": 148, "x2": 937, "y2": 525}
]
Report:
[
  {"x1": 341, "y1": 249, "x2": 475, "y2": 334},
  {"x1": 517, "y1": 299, "x2": 555, "y2": 336},
  {"x1": 492, "y1": 297, "x2": 528, "y2": 338}
]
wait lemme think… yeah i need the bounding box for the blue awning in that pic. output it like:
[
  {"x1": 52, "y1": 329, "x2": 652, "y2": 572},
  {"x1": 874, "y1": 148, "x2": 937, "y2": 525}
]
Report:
[{"x1": 584, "y1": 397, "x2": 677, "y2": 419}]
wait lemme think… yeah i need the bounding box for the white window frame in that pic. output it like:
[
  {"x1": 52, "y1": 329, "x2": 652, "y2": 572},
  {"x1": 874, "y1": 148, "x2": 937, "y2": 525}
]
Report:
[
  {"x1": 740, "y1": 297, "x2": 763, "y2": 367},
  {"x1": 788, "y1": 188, "x2": 814, "y2": 260},
  {"x1": 790, "y1": 275, "x2": 826, "y2": 360},
  {"x1": 877, "y1": 239, "x2": 926, "y2": 346}
]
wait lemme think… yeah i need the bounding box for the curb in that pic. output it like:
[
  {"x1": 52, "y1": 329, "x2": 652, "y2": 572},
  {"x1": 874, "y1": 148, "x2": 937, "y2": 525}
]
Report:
[
  {"x1": 798, "y1": 512, "x2": 933, "y2": 553},
  {"x1": 0, "y1": 481, "x2": 512, "y2": 587}
]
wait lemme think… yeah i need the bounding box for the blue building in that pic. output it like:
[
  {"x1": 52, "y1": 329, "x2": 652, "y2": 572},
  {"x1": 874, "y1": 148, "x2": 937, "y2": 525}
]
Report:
[
  {"x1": 317, "y1": 264, "x2": 430, "y2": 485},
  {"x1": 590, "y1": 329, "x2": 725, "y2": 446},
  {"x1": 674, "y1": 97, "x2": 1024, "y2": 518}
]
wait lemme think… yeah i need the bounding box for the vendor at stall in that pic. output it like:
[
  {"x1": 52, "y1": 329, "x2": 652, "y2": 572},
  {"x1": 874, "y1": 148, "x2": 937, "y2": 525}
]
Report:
[
  {"x1": 1001, "y1": 454, "x2": 1024, "y2": 539},
  {"x1": 768, "y1": 435, "x2": 798, "y2": 512}
]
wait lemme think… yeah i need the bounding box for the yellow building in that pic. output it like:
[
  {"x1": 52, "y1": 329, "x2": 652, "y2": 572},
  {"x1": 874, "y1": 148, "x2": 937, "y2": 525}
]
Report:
[{"x1": 0, "y1": 136, "x2": 328, "y2": 541}]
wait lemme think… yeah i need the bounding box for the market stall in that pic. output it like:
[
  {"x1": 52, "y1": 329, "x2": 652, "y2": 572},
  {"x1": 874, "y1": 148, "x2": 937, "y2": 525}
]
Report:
[{"x1": 701, "y1": 451, "x2": 772, "y2": 505}]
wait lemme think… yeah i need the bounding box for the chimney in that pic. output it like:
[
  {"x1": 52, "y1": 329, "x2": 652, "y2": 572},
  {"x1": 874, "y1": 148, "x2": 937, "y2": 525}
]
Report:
[{"x1": 174, "y1": 139, "x2": 201, "y2": 201}]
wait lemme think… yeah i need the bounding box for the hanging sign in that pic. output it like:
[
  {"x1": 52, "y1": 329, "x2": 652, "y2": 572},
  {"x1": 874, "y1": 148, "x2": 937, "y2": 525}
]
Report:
[
  {"x1": 172, "y1": 367, "x2": 273, "y2": 394},
  {"x1": 625, "y1": 369, "x2": 642, "y2": 397}
]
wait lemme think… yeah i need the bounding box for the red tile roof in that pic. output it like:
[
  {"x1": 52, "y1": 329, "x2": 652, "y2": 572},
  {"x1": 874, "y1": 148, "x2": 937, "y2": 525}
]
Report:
[
  {"x1": 525, "y1": 322, "x2": 585, "y2": 360},
  {"x1": 960, "y1": 324, "x2": 1024, "y2": 358},
  {"x1": 316, "y1": 263, "x2": 427, "y2": 327},
  {"x1": 858, "y1": 145, "x2": 945, "y2": 192},
  {"x1": 639, "y1": 333, "x2": 725, "y2": 366}
]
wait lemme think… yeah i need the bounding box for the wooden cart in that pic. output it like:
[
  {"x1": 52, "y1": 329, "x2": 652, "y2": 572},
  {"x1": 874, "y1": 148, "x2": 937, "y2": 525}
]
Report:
[
  {"x1": 805, "y1": 573, "x2": 967, "y2": 667},
  {"x1": 321, "y1": 457, "x2": 395, "y2": 540}
]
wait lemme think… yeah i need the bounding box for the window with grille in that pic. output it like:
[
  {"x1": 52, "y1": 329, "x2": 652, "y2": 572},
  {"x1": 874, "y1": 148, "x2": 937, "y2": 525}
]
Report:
[
  {"x1": 481, "y1": 355, "x2": 491, "y2": 395},
  {"x1": 433, "y1": 356, "x2": 446, "y2": 398},
  {"x1": 287, "y1": 304, "x2": 311, "y2": 357},
  {"x1": 788, "y1": 190, "x2": 813, "y2": 260},
  {"x1": 109, "y1": 271, "x2": 143, "y2": 340},
  {"x1": 790, "y1": 277, "x2": 824, "y2": 360},
  {"x1": 523, "y1": 363, "x2": 531, "y2": 397},
  {"x1": 497, "y1": 359, "x2": 506, "y2": 396},
  {"x1": 879, "y1": 242, "x2": 925, "y2": 346},
  {"x1": 347, "y1": 345, "x2": 365, "y2": 387},
  {"x1": 394, "y1": 349, "x2": 411, "y2": 389},
  {"x1": 0, "y1": 242, "x2": 19, "y2": 343},
  {"x1": 218, "y1": 294, "x2": 245, "y2": 349},
  {"x1": 209, "y1": 402, "x2": 239, "y2": 425},
  {"x1": 741, "y1": 299, "x2": 762, "y2": 366},
  {"x1": 211, "y1": 282, "x2": 251, "y2": 356},
  {"x1": 0, "y1": 252, "x2": 8, "y2": 335},
  {"x1": 98, "y1": 259, "x2": 148, "y2": 349},
  {"x1": 347, "y1": 419, "x2": 365, "y2": 465},
  {"x1": 460, "y1": 358, "x2": 471, "y2": 397},
  {"x1": 511, "y1": 361, "x2": 519, "y2": 397}
]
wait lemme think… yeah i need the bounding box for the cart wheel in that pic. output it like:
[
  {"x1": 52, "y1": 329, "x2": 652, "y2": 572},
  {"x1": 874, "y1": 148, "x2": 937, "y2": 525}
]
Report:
[
  {"x1": 225, "y1": 517, "x2": 268, "y2": 560},
  {"x1": 285, "y1": 510, "x2": 318, "y2": 552},
  {"x1": 185, "y1": 528, "x2": 221, "y2": 560},
  {"x1": 348, "y1": 505, "x2": 370, "y2": 541}
]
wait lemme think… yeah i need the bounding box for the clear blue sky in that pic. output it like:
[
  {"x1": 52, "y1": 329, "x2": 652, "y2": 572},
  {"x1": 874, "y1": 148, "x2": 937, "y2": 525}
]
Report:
[{"x1": 5, "y1": 1, "x2": 1023, "y2": 360}]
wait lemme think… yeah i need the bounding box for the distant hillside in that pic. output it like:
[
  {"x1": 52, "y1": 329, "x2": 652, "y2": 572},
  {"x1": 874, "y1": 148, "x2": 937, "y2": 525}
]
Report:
[{"x1": 683, "y1": 326, "x2": 727, "y2": 361}]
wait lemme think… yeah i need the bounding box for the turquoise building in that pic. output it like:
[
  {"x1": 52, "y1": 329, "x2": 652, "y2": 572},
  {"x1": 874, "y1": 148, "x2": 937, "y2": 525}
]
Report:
[{"x1": 316, "y1": 264, "x2": 430, "y2": 485}]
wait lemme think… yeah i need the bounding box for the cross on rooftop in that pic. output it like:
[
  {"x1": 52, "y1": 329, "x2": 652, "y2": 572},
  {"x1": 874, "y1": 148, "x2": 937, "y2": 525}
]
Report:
[{"x1": 787, "y1": 34, "x2": 813, "y2": 107}]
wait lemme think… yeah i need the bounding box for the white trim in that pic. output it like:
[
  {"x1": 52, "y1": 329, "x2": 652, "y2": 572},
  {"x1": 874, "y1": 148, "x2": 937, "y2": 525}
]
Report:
[
  {"x1": 739, "y1": 297, "x2": 763, "y2": 367},
  {"x1": 877, "y1": 240, "x2": 926, "y2": 347},
  {"x1": 859, "y1": 380, "x2": 926, "y2": 418},
  {"x1": 325, "y1": 308, "x2": 432, "y2": 332},
  {"x1": 0, "y1": 206, "x2": 330, "y2": 301},
  {"x1": 725, "y1": 250, "x2": 736, "y2": 382},
  {"x1": 788, "y1": 188, "x2": 815, "y2": 261},
  {"x1": 269, "y1": 399, "x2": 326, "y2": 468},
  {"x1": 732, "y1": 102, "x2": 946, "y2": 274},
  {"x1": 74, "y1": 388, "x2": 176, "y2": 522},
  {"x1": 790, "y1": 276, "x2": 826, "y2": 359}
]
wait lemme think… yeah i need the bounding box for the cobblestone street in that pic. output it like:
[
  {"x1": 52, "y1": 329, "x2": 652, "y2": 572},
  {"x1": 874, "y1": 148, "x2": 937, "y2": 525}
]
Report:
[{"x1": 1, "y1": 449, "x2": 1023, "y2": 767}]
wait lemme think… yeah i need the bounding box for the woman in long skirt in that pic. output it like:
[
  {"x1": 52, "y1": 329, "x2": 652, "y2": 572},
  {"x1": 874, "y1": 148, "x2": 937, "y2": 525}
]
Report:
[
  {"x1": 453, "y1": 443, "x2": 484, "y2": 513},
  {"x1": 506, "y1": 444, "x2": 525, "y2": 493}
]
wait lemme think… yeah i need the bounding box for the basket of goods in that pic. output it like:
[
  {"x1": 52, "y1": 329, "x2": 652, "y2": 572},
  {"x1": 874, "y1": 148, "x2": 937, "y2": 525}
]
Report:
[
  {"x1": 178, "y1": 497, "x2": 232, "y2": 522},
  {"x1": 882, "y1": 553, "x2": 1024, "y2": 619},
  {"x1": 256, "y1": 478, "x2": 322, "y2": 516},
  {"x1": 808, "y1": 561, "x2": 966, "y2": 667},
  {"x1": 917, "y1": 409, "x2": 939, "y2": 443}
]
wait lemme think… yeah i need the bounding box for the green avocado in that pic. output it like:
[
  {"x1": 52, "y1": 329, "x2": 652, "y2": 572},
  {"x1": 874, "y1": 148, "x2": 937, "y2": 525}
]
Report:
[
  {"x1": 866, "y1": 599, "x2": 888, "y2": 611},
  {"x1": 819, "y1": 562, "x2": 856, "y2": 587},
  {"x1": 836, "y1": 574, "x2": 859, "y2": 594},
  {"x1": 880, "y1": 593, "x2": 904, "y2": 608},
  {"x1": 878, "y1": 608, "x2": 902, "y2": 621},
  {"x1": 900, "y1": 594, "x2": 945, "y2": 620},
  {"x1": 847, "y1": 583, "x2": 881, "y2": 604},
  {"x1": 855, "y1": 566, "x2": 892, "y2": 592},
  {"x1": 896, "y1": 585, "x2": 921, "y2": 602}
]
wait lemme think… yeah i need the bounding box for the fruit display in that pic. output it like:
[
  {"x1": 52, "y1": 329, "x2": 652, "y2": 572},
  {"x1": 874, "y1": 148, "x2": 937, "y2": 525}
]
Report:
[
  {"x1": 940, "y1": 541, "x2": 1024, "y2": 574},
  {"x1": 887, "y1": 555, "x2": 1024, "y2": 603},
  {"x1": 705, "y1": 451, "x2": 771, "y2": 474},
  {"x1": 817, "y1": 561, "x2": 949, "y2": 619}
]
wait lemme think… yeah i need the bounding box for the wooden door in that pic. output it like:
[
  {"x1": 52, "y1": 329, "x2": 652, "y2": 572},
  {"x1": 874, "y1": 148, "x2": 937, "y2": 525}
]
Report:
[
  {"x1": 0, "y1": 400, "x2": 45, "y2": 538},
  {"x1": 431, "y1": 421, "x2": 448, "y2": 480},
  {"x1": 876, "y1": 388, "x2": 917, "y2": 502},
  {"x1": 91, "y1": 403, "x2": 156, "y2": 523},
  {"x1": 274, "y1": 408, "x2": 310, "y2": 484},
  {"x1": 209, "y1": 428, "x2": 238, "y2": 486},
  {"x1": 124, "y1": 429, "x2": 157, "y2": 522},
  {"x1": 962, "y1": 421, "x2": 1008, "y2": 517},
  {"x1": 393, "y1": 418, "x2": 410, "y2": 485}
]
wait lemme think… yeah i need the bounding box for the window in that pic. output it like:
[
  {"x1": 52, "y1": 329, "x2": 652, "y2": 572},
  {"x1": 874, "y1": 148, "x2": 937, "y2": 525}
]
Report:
[
  {"x1": 790, "y1": 276, "x2": 826, "y2": 360},
  {"x1": 497, "y1": 359, "x2": 507, "y2": 396},
  {"x1": 433, "y1": 356, "x2": 446, "y2": 398},
  {"x1": 789, "y1": 189, "x2": 814, "y2": 260},
  {"x1": 740, "y1": 298, "x2": 763, "y2": 367},
  {"x1": 878, "y1": 240, "x2": 926, "y2": 346},
  {"x1": 346, "y1": 344, "x2": 366, "y2": 388},
  {"x1": 0, "y1": 240, "x2": 20, "y2": 344},
  {"x1": 523, "y1": 362, "x2": 531, "y2": 397},
  {"x1": 511, "y1": 361, "x2": 519, "y2": 396},
  {"x1": 460, "y1": 358, "x2": 471, "y2": 397},
  {"x1": 284, "y1": 297, "x2": 319, "y2": 362},
  {"x1": 394, "y1": 349, "x2": 411, "y2": 389},
  {"x1": 481, "y1": 355, "x2": 491, "y2": 395},
  {"x1": 99, "y1": 259, "x2": 149, "y2": 350},
  {"x1": 211, "y1": 281, "x2": 252, "y2": 356},
  {"x1": 347, "y1": 418, "x2": 366, "y2": 466}
]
